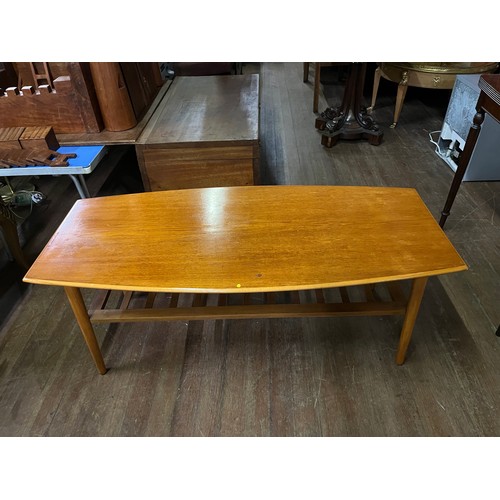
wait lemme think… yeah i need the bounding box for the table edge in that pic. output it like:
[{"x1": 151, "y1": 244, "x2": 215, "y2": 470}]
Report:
[{"x1": 23, "y1": 265, "x2": 468, "y2": 294}]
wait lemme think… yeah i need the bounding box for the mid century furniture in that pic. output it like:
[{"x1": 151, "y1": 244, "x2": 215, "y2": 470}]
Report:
[
  {"x1": 315, "y1": 63, "x2": 383, "y2": 147},
  {"x1": 439, "y1": 74, "x2": 500, "y2": 227},
  {"x1": 135, "y1": 74, "x2": 260, "y2": 191},
  {"x1": 23, "y1": 185, "x2": 467, "y2": 375},
  {"x1": 369, "y1": 62, "x2": 498, "y2": 128}
]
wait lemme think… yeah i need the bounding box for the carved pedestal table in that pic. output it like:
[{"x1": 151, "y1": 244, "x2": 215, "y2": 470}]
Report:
[{"x1": 315, "y1": 63, "x2": 383, "y2": 147}]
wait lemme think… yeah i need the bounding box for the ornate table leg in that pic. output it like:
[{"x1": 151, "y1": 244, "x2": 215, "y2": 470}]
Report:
[
  {"x1": 439, "y1": 108, "x2": 485, "y2": 228},
  {"x1": 316, "y1": 63, "x2": 383, "y2": 147}
]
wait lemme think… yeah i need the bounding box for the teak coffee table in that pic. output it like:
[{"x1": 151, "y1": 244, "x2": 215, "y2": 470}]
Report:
[{"x1": 23, "y1": 186, "x2": 467, "y2": 374}]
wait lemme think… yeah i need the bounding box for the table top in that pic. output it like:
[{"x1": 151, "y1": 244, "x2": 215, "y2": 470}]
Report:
[
  {"x1": 1, "y1": 145, "x2": 107, "y2": 176},
  {"x1": 136, "y1": 75, "x2": 259, "y2": 147},
  {"x1": 23, "y1": 186, "x2": 467, "y2": 293}
]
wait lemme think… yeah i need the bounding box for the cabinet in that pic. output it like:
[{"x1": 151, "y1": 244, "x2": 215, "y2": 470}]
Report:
[{"x1": 135, "y1": 74, "x2": 260, "y2": 191}]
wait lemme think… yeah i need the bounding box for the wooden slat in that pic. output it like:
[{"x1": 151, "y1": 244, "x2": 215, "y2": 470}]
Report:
[
  {"x1": 265, "y1": 292, "x2": 276, "y2": 304},
  {"x1": 168, "y1": 293, "x2": 179, "y2": 308},
  {"x1": 339, "y1": 287, "x2": 350, "y2": 303},
  {"x1": 387, "y1": 282, "x2": 407, "y2": 304},
  {"x1": 192, "y1": 294, "x2": 207, "y2": 307},
  {"x1": 88, "y1": 289, "x2": 112, "y2": 313},
  {"x1": 217, "y1": 293, "x2": 228, "y2": 306},
  {"x1": 120, "y1": 291, "x2": 133, "y2": 310},
  {"x1": 364, "y1": 284, "x2": 376, "y2": 302},
  {"x1": 90, "y1": 301, "x2": 407, "y2": 323},
  {"x1": 145, "y1": 292, "x2": 157, "y2": 308},
  {"x1": 314, "y1": 289, "x2": 325, "y2": 303}
]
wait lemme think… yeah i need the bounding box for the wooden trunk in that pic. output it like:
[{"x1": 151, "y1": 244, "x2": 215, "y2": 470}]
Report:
[{"x1": 135, "y1": 74, "x2": 260, "y2": 191}]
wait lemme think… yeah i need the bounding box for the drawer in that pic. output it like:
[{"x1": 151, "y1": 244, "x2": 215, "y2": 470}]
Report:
[{"x1": 146, "y1": 157, "x2": 255, "y2": 191}]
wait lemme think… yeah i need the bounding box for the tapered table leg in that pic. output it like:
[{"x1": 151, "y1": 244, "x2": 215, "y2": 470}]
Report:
[
  {"x1": 64, "y1": 286, "x2": 107, "y2": 374},
  {"x1": 396, "y1": 277, "x2": 428, "y2": 365}
]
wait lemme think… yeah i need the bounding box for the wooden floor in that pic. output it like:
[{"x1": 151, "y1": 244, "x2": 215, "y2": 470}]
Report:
[{"x1": 0, "y1": 63, "x2": 499, "y2": 436}]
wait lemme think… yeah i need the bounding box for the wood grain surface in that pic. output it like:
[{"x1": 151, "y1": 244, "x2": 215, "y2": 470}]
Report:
[
  {"x1": 23, "y1": 186, "x2": 466, "y2": 292},
  {"x1": 137, "y1": 75, "x2": 259, "y2": 146}
]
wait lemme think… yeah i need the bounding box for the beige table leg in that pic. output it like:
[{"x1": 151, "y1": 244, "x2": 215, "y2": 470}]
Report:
[
  {"x1": 369, "y1": 65, "x2": 381, "y2": 112},
  {"x1": 64, "y1": 286, "x2": 107, "y2": 375},
  {"x1": 396, "y1": 277, "x2": 428, "y2": 365},
  {"x1": 392, "y1": 83, "x2": 409, "y2": 128}
]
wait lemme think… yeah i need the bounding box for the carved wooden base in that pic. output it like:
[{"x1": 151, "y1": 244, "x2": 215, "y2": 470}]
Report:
[
  {"x1": 316, "y1": 63, "x2": 383, "y2": 148},
  {"x1": 315, "y1": 106, "x2": 342, "y2": 130},
  {"x1": 320, "y1": 108, "x2": 383, "y2": 147}
]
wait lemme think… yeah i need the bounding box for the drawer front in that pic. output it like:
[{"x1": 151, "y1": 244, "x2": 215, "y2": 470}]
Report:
[{"x1": 143, "y1": 150, "x2": 255, "y2": 190}]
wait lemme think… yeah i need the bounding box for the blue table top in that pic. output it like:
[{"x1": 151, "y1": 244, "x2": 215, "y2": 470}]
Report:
[{"x1": 1, "y1": 145, "x2": 107, "y2": 176}]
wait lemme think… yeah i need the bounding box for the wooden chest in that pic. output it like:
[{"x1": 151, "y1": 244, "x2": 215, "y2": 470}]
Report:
[{"x1": 135, "y1": 74, "x2": 260, "y2": 191}]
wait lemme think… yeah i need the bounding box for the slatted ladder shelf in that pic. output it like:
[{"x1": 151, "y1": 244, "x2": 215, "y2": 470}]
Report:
[{"x1": 87, "y1": 282, "x2": 409, "y2": 325}]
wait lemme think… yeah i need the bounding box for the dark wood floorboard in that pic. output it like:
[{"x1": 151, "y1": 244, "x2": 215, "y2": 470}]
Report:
[{"x1": 0, "y1": 63, "x2": 499, "y2": 436}]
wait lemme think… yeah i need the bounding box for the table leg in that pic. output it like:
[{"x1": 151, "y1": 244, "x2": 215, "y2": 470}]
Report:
[
  {"x1": 439, "y1": 108, "x2": 485, "y2": 228},
  {"x1": 64, "y1": 286, "x2": 107, "y2": 374},
  {"x1": 68, "y1": 174, "x2": 91, "y2": 198},
  {"x1": 396, "y1": 277, "x2": 428, "y2": 365},
  {"x1": 0, "y1": 217, "x2": 29, "y2": 270}
]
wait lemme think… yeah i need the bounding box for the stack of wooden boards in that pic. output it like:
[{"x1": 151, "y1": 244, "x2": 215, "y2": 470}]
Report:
[{"x1": 0, "y1": 126, "x2": 76, "y2": 168}]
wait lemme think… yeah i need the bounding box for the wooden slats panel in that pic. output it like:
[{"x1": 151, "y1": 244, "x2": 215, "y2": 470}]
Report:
[
  {"x1": 91, "y1": 282, "x2": 406, "y2": 317},
  {"x1": 90, "y1": 300, "x2": 407, "y2": 324}
]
